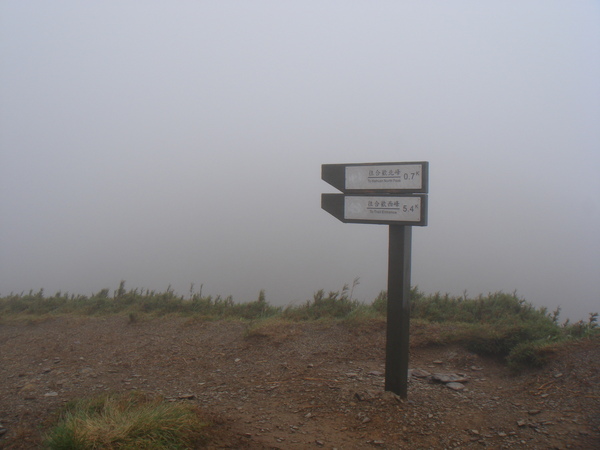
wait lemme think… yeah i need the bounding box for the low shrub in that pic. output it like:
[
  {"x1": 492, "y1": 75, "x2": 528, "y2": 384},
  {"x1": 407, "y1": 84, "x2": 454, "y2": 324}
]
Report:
[
  {"x1": 507, "y1": 340, "x2": 559, "y2": 370},
  {"x1": 2, "y1": 282, "x2": 597, "y2": 371},
  {"x1": 282, "y1": 286, "x2": 361, "y2": 320}
]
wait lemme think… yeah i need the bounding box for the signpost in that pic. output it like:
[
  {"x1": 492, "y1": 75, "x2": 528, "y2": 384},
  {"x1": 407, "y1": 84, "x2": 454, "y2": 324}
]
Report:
[{"x1": 321, "y1": 161, "x2": 429, "y2": 399}]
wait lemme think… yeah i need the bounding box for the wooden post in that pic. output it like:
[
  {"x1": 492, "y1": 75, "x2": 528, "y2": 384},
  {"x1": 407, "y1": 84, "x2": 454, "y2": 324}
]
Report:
[{"x1": 385, "y1": 224, "x2": 412, "y2": 398}]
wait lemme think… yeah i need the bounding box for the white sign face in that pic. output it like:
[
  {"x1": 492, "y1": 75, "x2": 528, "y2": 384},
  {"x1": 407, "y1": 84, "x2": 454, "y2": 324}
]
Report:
[
  {"x1": 344, "y1": 196, "x2": 422, "y2": 222},
  {"x1": 345, "y1": 164, "x2": 423, "y2": 191}
]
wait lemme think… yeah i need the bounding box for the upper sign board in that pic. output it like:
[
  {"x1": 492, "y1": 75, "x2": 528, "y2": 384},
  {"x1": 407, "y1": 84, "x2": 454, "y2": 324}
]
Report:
[{"x1": 322, "y1": 162, "x2": 428, "y2": 194}]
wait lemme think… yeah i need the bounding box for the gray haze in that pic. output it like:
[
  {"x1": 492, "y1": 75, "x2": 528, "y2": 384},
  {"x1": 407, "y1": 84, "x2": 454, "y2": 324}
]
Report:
[{"x1": 1, "y1": 2, "x2": 599, "y2": 321}]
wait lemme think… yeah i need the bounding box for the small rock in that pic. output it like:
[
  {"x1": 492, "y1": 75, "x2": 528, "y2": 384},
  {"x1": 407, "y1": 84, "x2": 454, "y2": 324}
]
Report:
[
  {"x1": 354, "y1": 390, "x2": 377, "y2": 402},
  {"x1": 178, "y1": 394, "x2": 195, "y2": 400},
  {"x1": 44, "y1": 391, "x2": 58, "y2": 397},
  {"x1": 410, "y1": 368, "x2": 431, "y2": 378},
  {"x1": 20, "y1": 383, "x2": 37, "y2": 393},
  {"x1": 528, "y1": 410, "x2": 542, "y2": 416},
  {"x1": 446, "y1": 382, "x2": 466, "y2": 391},
  {"x1": 432, "y1": 373, "x2": 469, "y2": 383},
  {"x1": 433, "y1": 360, "x2": 443, "y2": 365},
  {"x1": 382, "y1": 391, "x2": 402, "y2": 403},
  {"x1": 517, "y1": 419, "x2": 527, "y2": 427}
]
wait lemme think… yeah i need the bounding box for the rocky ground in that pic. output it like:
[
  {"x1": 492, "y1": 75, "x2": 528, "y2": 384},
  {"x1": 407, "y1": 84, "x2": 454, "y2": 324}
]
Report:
[{"x1": 0, "y1": 316, "x2": 599, "y2": 449}]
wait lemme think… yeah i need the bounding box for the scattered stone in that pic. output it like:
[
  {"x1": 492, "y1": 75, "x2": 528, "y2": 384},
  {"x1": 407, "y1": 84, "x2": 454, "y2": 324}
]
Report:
[
  {"x1": 178, "y1": 394, "x2": 195, "y2": 400},
  {"x1": 44, "y1": 391, "x2": 58, "y2": 397},
  {"x1": 432, "y1": 373, "x2": 469, "y2": 384},
  {"x1": 368, "y1": 370, "x2": 384, "y2": 377},
  {"x1": 554, "y1": 373, "x2": 563, "y2": 378},
  {"x1": 354, "y1": 390, "x2": 378, "y2": 402},
  {"x1": 410, "y1": 368, "x2": 431, "y2": 378},
  {"x1": 446, "y1": 382, "x2": 466, "y2": 391},
  {"x1": 528, "y1": 410, "x2": 542, "y2": 416},
  {"x1": 382, "y1": 391, "x2": 402, "y2": 403},
  {"x1": 80, "y1": 367, "x2": 96, "y2": 377},
  {"x1": 433, "y1": 360, "x2": 443, "y2": 365},
  {"x1": 20, "y1": 383, "x2": 37, "y2": 394},
  {"x1": 517, "y1": 419, "x2": 527, "y2": 427}
]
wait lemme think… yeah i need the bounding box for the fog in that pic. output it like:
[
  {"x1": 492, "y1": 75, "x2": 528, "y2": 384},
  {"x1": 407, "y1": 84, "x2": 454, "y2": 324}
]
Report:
[{"x1": 1, "y1": 1, "x2": 599, "y2": 321}]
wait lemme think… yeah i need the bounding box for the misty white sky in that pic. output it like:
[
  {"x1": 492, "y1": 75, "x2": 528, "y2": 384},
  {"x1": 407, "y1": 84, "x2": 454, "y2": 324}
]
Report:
[{"x1": 1, "y1": 1, "x2": 599, "y2": 321}]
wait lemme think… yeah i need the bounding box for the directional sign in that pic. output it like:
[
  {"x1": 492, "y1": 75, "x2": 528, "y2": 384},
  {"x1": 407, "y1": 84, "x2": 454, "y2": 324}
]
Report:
[
  {"x1": 321, "y1": 160, "x2": 430, "y2": 399},
  {"x1": 321, "y1": 194, "x2": 427, "y2": 226},
  {"x1": 322, "y1": 161, "x2": 428, "y2": 194}
]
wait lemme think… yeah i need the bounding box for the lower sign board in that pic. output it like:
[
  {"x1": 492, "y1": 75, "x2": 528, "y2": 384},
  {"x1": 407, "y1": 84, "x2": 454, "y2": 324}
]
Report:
[{"x1": 321, "y1": 193, "x2": 427, "y2": 226}]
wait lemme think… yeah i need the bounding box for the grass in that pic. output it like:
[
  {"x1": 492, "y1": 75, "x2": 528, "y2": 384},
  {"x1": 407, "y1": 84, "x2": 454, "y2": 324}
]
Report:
[
  {"x1": 1, "y1": 281, "x2": 598, "y2": 370},
  {"x1": 44, "y1": 392, "x2": 208, "y2": 449}
]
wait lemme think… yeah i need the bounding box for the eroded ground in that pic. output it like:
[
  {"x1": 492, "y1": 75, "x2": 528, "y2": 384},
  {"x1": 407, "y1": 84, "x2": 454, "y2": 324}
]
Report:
[{"x1": 1, "y1": 316, "x2": 599, "y2": 449}]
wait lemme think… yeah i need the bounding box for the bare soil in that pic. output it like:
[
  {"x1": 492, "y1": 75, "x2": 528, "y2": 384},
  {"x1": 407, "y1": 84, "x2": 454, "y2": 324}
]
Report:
[{"x1": 1, "y1": 316, "x2": 599, "y2": 449}]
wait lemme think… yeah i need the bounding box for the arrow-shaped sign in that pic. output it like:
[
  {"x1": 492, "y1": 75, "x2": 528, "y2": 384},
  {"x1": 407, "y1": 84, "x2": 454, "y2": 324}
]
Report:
[
  {"x1": 322, "y1": 193, "x2": 427, "y2": 226},
  {"x1": 322, "y1": 161, "x2": 428, "y2": 194}
]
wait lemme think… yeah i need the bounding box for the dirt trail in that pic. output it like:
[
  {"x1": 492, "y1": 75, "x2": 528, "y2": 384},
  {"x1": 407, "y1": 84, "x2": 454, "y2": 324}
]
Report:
[{"x1": 1, "y1": 316, "x2": 599, "y2": 448}]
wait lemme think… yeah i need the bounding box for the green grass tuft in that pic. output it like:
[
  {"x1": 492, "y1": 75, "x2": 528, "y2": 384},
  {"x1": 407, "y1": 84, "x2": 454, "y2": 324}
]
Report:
[{"x1": 44, "y1": 392, "x2": 208, "y2": 449}]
